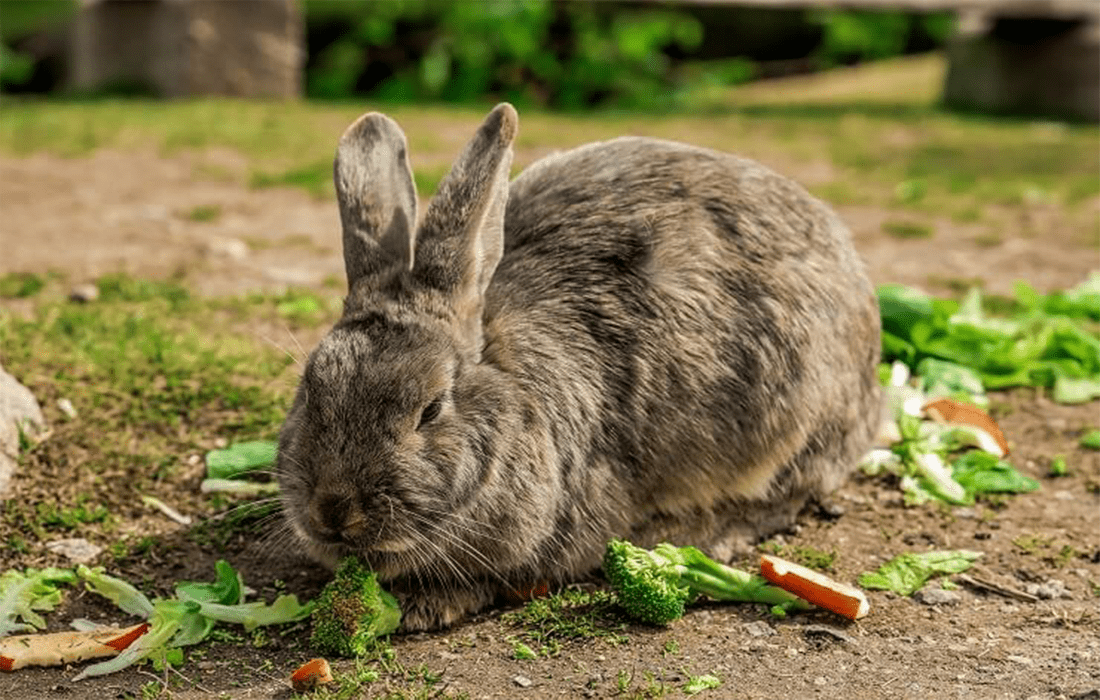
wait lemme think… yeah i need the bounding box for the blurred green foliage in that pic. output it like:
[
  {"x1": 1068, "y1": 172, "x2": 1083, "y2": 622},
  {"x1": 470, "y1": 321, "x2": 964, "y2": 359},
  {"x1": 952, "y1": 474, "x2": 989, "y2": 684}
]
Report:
[
  {"x1": 812, "y1": 9, "x2": 955, "y2": 66},
  {"x1": 305, "y1": 0, "x2": 707, "y2": 108},
  {"x1": 302, "y1": 1, "x2": 953, "y2": 108},
  {"x1": 0, "y1": 0, "x2": 954, "y2": 105}
]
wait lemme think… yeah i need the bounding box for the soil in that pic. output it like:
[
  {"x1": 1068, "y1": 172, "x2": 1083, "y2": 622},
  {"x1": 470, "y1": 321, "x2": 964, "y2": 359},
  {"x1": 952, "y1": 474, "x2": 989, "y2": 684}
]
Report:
[{"x1": 1, "y1": 132, "x2": 1098, "y2": 700}]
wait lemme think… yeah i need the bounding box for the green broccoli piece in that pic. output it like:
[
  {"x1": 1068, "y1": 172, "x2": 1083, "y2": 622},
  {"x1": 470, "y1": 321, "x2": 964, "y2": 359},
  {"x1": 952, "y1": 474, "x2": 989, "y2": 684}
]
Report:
[
  {"x1": 602, "y1": 539, "x2": 810, "y2": 625},
  {"x1": 310, "y1": 557, "x2": 402, "y2": 657}
]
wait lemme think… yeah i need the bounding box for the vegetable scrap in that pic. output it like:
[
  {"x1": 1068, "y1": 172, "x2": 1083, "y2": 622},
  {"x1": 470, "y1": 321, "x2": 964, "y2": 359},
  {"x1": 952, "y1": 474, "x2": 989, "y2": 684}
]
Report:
[
  {"x1": 602, "y1": 540, "x2": 808, "y2": 626},
  {"x1": 200, "y1": 439, "x2": 279, "y2": 496},
  {"x1": 858, "y1": 550, "x2": 982, "y2": 596},
  {"x1": 0, "y1": 567, "x2": 77, "y2": 638},
  {"x1": 310, "y1": 557, "x2": 401, "y2": 658},
  {"x1": 759, "y1": 554, "x2": 869, "y2": 620},
  {"x1": 0, "y1": 561, "x2": 312, "y2": 680},
  {"x1": 878, "y1": 276, "x2": 1100, "y2": 403},
  {"x1": 0, "y1": 623, "x2": 148, "y2": 671},
  {"x1": 863, "y1": 361, "x2": 1039, "y2": 506},
  {"x1": 290, "y1": 657, "x2": 334, "y2": 693}
]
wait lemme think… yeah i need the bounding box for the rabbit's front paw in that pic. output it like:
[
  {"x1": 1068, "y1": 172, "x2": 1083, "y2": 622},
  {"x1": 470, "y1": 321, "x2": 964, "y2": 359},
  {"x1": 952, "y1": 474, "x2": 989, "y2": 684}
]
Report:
[{"x1": 395, "y1": 584, "x2": 495, "y2": 632}]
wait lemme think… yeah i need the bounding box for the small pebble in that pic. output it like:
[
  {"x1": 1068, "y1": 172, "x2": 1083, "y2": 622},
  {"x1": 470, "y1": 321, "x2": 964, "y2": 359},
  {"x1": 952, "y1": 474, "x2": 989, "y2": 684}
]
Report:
[
  {"x1": 45, "y1": 537, "x2": 103, "y2": 564},
  {"x1": 69, "y1": 283, "x2": 99, "y2": 303},
  {"x1": 1024, "y1": 579, "x2": 1070, "y2": 600},
  {"x1": 743, "y1": 620, "x2": 775, "y2": 638},
  {"x1": 513, "y1": 675, "x2": 533, "y2": 688},
  {"x1": 57, "y1": 398, "x2": 78, "y2": 419},
  {"x1": 914, "y1": 588, "x2": 961, "y2": 606},
  {"x1": 1006, "y1": 654, "x2": 1033, "y2": 665}
]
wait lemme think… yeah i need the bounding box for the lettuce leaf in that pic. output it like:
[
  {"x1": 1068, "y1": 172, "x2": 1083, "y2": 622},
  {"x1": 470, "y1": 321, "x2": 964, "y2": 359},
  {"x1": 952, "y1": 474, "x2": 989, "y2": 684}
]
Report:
[
  {"x1": 858, "y1": 550, "x2": 982, "y2": 596},
  {"x1": 204, "y1": 440, "x2": 278, "y2": 480},
  {"x1": 877, "y1": 282, "x2": 1100, "y2": 403},
  {"x1": 76, "y1": 565, "x2": 155, "y2": 619},
  {"x1": 73, "y1": 560, "x2": 313, "y2": 681},
  {"x1": 0, "y1": 567, "x2": 77, "y2": 636}
]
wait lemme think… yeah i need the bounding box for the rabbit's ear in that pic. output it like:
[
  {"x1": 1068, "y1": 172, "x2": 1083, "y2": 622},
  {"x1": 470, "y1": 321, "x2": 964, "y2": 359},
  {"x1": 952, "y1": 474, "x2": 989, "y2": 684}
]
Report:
[
  {"x1": 334, "y1": 112, "x2": 419, "y2": 286},
  {"x1": 415, "y1": 104, "x2": 516, "y2": 306}
]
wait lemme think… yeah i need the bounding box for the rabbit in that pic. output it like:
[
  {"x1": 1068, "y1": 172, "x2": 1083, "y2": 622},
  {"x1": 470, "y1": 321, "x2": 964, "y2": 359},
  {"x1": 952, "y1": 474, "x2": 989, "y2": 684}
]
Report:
[{"x1": 276, "y1": 103, "x2": 881, "y2": 631}]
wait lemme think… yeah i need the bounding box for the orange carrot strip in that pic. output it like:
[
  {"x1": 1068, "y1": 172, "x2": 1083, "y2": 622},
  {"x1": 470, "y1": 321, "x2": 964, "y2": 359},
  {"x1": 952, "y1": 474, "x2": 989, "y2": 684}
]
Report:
[
  {"x1": 0, "y1": 623, "x2": 150, "y2": 672},
  {"x1": 291, "y1": 658, "x2": 334, "y2": 692},
  {"x1": 504, "y1": 580, "x2": 551, "y2": 604},
  {"x1": 923, "y1": 397, "x2": 1009, "y2": 456},
  {"x1": 102, "y1": 622, "x2": 150, "y2": 651},
  {"x1": 760, "y1": 554, "x2": 870, "y2": 620}
]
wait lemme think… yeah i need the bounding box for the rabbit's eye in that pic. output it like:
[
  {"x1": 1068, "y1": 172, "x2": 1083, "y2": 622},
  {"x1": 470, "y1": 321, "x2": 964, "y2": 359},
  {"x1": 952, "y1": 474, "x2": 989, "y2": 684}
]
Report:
[{"x1": 417, "y1": 397, "x2": 443, "y2": 429}]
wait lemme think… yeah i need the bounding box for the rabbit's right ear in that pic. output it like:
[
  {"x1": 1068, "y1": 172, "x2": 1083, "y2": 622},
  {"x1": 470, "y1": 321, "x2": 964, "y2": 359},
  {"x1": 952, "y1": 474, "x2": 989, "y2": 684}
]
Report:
[{"x1": 334, "y1": 113, "x2": 419, "y2": 286}]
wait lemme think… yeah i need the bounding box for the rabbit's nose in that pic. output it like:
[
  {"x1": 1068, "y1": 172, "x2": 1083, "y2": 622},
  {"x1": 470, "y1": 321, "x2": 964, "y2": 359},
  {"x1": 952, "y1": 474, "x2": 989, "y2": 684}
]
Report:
[{"x1": 308, "y1": 492, "x2": 365, "y2": 542}]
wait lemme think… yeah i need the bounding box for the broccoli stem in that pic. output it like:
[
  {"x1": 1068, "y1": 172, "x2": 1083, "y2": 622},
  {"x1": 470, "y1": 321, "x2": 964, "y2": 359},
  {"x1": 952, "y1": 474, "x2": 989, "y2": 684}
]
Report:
[{"x1": 655, "y1": 543, "x2": 810, "y2": 610}]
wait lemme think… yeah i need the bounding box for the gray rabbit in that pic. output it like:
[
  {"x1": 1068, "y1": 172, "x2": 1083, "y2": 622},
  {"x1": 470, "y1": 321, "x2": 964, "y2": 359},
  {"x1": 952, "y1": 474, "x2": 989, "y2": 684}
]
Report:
[{"x1": 277, "y1": 104, "x2": 881, "y2": 630}]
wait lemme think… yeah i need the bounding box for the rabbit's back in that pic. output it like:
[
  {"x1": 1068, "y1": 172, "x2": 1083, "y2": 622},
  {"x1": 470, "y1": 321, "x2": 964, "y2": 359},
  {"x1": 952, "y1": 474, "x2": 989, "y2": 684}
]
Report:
[{"x1": 487, "y1": 137, "x2": 880, "y2": 551}]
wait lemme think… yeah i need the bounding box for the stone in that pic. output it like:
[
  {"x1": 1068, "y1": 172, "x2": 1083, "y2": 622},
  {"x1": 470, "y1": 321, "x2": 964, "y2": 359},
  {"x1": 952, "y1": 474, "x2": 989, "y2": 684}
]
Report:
[
  {"x1": 69, "y1": 283, "x2": 100, "y2": 303},
  {"x1": 914, "y1": 588, "x2": 962, "y2": 606},
  {"x1": 46, "y1": 538, "x2": 103, "y2": 564},
  {"x1": 1024, "y1": 579, "x2": 1070, "y2": 600},
  {"x1": 0, "y1": 362, "x2": 46, "y2": 499},
  {"x1": 944, "y1": 9, "x2": 1100, "y2": 122},
  {"x1": 512, "y1": 675, "x2": 533, "y2": 688},
  {"x1": 743, "y1": 620, "x2": 776, "y2": 638},
  {"x1": 57, "y1": 398, "x2": 78, "y2": 420},
  {"x1": 70, "y1": 0, "x2": 303, "y2": 98}
]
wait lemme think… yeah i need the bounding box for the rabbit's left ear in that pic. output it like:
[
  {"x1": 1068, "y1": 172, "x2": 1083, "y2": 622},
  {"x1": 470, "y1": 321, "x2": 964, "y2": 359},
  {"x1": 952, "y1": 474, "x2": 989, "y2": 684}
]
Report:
[
  {"x1": 334, "y1": 112, "x2": 419, "y2": 286},
  {"x1": 415, "y1": 103, "x2": 516, "y2": 305}
]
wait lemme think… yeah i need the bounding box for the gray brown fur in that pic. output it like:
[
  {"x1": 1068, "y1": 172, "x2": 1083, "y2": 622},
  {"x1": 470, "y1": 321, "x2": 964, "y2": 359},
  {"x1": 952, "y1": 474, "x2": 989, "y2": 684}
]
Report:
[{"x1": 277, "y1": 104, "x2": 881, "y2": 630}]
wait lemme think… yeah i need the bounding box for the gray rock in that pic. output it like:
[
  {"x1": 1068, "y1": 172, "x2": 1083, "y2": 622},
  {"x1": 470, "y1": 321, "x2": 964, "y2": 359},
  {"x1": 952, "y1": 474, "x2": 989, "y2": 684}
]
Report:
[
  {"x1": 0, "y1": 362, "x2": 46, "y2": 499},
  {"x1": 57, "y1": 398, "x2": 78, "y2": 420},
  {"x1": 743, "y1": 620, "x2": 776, "y2": 638},
  {"x1": 512, "y1": 675, "x2": 533, "y2": 688},
  {"x1": 69, "y1": 283, "x2": 100, "y2": 303},
  {"x1": 914, "y1": 588, "x2": 962, "y2": 606},
  {"x1": 45, "y1": 538, "x2": 103, "y2": 564},
  {"x1": 1024, "y1": 579, "x2": 1070, "y2": 600}
]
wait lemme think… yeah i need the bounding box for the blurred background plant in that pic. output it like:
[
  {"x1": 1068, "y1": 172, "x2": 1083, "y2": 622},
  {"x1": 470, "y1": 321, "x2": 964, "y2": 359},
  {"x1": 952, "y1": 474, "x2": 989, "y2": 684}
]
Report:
[{"x1": 0, "y1": 0, "x2": 955, "y2": 108}]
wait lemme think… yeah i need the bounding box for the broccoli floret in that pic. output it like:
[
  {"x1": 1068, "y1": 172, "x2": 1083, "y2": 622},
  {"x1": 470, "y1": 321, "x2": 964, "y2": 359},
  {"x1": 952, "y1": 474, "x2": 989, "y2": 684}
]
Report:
[
  {"x1": 602, "y1": 540, "x2": 810, "y2": 625},
  {"x1": 310, "y1": 557, "x2": 402, "y2": 657}
]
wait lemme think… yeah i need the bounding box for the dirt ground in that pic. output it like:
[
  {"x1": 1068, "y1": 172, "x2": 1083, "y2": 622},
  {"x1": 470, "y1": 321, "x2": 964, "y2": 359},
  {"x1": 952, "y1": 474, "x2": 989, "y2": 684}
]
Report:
[{"x1": 1, "y1": 117, "x2": 1098, "y2": 700}]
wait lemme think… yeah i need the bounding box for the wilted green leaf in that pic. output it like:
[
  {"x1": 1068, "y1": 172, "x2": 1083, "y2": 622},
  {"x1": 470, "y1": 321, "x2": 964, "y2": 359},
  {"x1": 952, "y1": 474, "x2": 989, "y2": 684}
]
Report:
[{"x1": 858, "y1": 550, "x2": 982, "y2": 595}]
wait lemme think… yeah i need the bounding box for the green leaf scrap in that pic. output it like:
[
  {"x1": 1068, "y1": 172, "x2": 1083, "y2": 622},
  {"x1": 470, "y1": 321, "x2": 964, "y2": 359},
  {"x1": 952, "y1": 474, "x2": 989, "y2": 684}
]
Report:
[
  {"x1": 877, "y1": 282, "x2": 1100, "y2": 403},
  {"x1": 1080, "y1": 430, "x2": 1100, "y2": 450},
  {"x1": 858, "y1": 550, "x2": 982, "y2": 596},
  {"x1": 0, "y1": 567, "x2": 78, "y2": 636},
  {"x1": 205, "y1": 440, "x2": 278, "y2": 480}
]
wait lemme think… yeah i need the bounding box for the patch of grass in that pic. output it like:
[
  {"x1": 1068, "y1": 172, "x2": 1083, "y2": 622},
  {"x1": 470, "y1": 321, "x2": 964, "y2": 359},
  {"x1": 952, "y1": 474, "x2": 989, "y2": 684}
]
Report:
[
  {"x1": 0, "y1": 273, "x2": 298, "y2": 552},
  {"x1": 183, "y1": 204, "x2": 223, "y2": 223},
  {"x1": 2, "y1": 63, "x2": 1095, "y2": 212},
  {"x1": 250, "y1": 160, "x2": 333, "y2": 198},
  {"x1": 1048, "y1": 455, "x2": 1069, "y2": 477},
  {"x1": 501, "y1": 588, "x2": 629, "y2": 657},
  {"x1": 882, "y1": 219, "x2": 933, "y2": 240},
  {"x1": 1052, "y1": 545, "x2": 1079, "y2": 568},
  {"x1": 0, "y1": 271, "x2": 47, "y2": 298},
  {"x1": 1012, "y1": 533, "x2": 1053, "y2": 554}
]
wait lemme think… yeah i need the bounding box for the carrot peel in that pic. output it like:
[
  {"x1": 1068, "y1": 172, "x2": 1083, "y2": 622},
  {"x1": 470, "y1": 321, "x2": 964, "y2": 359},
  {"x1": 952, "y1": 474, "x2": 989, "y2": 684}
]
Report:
[
  {"x1": 759, "y1": 554, "x2": 869, "y2": 620},
  {"x1": 291, "y1": 657, "x2": 334, "y2": 692},
  {"x1": 0, "y1": 623, "x2": 150, "y2": 672}
]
